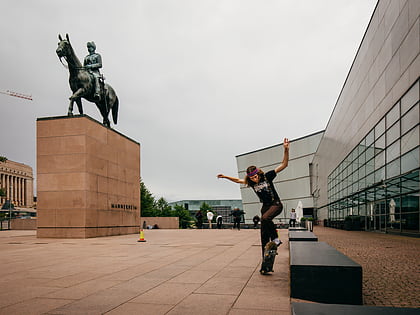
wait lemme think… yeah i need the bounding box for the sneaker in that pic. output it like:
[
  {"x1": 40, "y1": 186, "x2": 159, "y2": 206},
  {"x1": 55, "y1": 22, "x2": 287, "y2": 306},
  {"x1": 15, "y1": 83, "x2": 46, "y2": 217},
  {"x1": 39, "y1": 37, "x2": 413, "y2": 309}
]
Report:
[{"x1": 274, "y1": 238, "x2": 282, "y2": 246}]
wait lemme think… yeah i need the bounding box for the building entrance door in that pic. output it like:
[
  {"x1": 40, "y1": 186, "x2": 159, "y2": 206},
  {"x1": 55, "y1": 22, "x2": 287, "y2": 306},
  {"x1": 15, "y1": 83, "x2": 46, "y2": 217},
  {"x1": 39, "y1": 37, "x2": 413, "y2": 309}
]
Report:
[{"x1": 374, "y1": 199, "x2": 387, "y2": 232}]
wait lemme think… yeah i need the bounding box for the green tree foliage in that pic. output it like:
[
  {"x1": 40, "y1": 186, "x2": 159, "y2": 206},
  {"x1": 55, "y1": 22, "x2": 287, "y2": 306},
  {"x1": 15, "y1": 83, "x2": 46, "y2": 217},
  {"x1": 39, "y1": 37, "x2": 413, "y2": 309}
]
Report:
[
  {"x1": 0, "y1": 188, "x2": 5, "y2": 197},
  {"x1": 173, "y1": 204, "x2": 194, "y2": 229},
  {"x1": 140, "y1": 180, "x2": 157, "y2": 217},
  {"x1": 200, "y1": 202, "x2": 212, "y2": 212},
  {"x1": 155, "y1": 197, "x2": 172, "y2": 217},
  {"x1": 140, "y1": 180, "x2": 193, "y2": 229},
  {"x1": 0, "y1": 156, "x2": 8, "y2": 163}
]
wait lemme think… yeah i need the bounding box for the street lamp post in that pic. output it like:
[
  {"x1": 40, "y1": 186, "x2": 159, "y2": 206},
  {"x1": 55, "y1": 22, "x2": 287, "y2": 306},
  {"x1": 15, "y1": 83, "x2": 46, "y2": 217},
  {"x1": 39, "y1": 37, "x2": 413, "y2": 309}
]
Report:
[{"x1": 9, "y1": 184, "x2": 13, "y2": 229}]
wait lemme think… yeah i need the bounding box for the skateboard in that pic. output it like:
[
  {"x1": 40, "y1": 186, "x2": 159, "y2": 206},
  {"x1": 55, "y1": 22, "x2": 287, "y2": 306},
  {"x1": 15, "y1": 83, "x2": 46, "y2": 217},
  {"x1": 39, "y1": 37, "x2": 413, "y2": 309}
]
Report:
[{"x1": 260, "y1": 241, "x2": 278, "y2": 274}]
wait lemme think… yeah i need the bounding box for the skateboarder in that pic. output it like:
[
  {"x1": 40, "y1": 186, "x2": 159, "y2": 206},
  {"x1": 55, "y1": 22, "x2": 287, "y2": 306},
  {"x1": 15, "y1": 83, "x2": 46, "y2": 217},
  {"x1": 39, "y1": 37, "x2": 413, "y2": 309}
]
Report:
[{"x1": 217, "y1": 138, "x2": 289, "y2": 273}]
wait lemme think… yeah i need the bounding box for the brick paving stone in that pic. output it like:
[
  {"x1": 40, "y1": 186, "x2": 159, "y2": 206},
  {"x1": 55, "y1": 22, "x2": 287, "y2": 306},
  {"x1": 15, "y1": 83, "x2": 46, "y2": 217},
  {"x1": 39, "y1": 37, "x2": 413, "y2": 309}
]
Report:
[{"x1": 313, "y1": 226, "x2": 420, "y2": 308}]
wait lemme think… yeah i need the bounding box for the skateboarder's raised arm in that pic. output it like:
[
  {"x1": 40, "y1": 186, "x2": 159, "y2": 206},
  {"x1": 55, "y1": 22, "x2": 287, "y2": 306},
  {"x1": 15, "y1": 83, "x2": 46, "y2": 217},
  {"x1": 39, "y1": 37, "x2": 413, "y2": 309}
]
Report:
[
  {"x1": 217, "y1": 174, "x2": 245, "y2": 184},
  {"x1": 274, "y1": 138, "x2": 290, "y2": 174}
]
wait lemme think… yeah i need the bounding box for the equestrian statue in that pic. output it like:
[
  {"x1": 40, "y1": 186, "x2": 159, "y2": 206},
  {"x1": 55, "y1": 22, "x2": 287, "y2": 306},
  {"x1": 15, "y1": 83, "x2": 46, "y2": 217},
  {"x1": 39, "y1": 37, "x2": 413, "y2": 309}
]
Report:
[{"x1": 56, "y1": 34, "x2": 119, "y2": 127}]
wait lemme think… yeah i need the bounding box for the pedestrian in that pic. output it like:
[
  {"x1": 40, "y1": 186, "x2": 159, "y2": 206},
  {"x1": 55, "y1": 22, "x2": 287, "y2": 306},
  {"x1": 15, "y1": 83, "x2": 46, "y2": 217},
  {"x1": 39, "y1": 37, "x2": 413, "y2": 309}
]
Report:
[
  {"x1": 231, "y1": 207, "x2": 244, "y2": 230},
  {"x1": 207, "y1": 210, "x2": 214, "y2": 229},
  {"x1": 218, "y1": 138, "x2": 289, "y2": 260},
  {"x1": 253, "y1": 215, "x2": 260, "y2": 229},
  {"x1": 289, "y1": 208, "x2": 297, "y2": 227},
  {"x1": 195, "y1": 210, "x2": 203, "y2": 229},
  {"x1": 216, "y1": 214, "x2": 223, "y2": 229}
]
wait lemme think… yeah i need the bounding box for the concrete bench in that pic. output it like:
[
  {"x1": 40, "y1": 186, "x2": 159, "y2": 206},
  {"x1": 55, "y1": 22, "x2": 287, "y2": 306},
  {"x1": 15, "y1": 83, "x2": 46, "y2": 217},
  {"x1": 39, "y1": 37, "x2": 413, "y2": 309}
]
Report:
[
  {"x1": 291, "y1": 302, "x2": 420, "y2": 315},
  {"x1": 290, "y1": 241, "x2": 362, "y2": 305},
  {"x1": 288, "y1": 231, "x2": 318, "y2": 241}
]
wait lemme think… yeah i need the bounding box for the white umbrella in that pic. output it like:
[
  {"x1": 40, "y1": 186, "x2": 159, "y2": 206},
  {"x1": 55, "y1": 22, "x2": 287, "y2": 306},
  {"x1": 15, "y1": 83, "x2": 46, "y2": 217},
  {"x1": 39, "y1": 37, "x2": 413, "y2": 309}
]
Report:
[
  {"x1": 296, "y1": 201, "x2": 303, "y2": 223},
  {"x1": 389, "y1": 199, "x2": 396, "y2": 223}
]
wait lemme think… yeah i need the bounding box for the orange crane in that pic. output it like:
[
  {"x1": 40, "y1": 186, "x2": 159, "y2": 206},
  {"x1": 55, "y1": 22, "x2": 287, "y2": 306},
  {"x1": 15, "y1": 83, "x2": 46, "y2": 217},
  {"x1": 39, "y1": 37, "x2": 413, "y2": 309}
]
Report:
[{"x1": 0, "y1": 89, "x2": 33, "y2": 101}]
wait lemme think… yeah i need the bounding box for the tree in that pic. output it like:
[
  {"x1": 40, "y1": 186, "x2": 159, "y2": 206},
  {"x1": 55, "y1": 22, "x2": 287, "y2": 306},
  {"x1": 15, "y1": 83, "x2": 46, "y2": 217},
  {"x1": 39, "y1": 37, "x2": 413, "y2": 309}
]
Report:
[
  {"x1": 0, "y1": 156, "x2": 7, "y2": 163},
  {"x1": 140, "y1": 180, "x2": 157, "y2": 217},
  {"x1": 173, "y1": 204, "x2": 193, "y2": 229},
  {"x1": 155, "y1": 197, "x2": 172, "y2": 217},
  {"x1": 200, "y1": 202, "x2": 212, "y2": 212},
  {"x1": 0, "y1": 188, "x2": 5, "y2": 198}
]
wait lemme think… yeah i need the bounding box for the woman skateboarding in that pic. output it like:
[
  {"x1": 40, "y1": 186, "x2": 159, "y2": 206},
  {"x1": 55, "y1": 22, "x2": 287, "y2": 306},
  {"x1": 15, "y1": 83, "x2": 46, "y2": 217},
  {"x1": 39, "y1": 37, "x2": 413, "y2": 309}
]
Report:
[{"x1": 217, "y1": 138, "x2": 290, "y2": 273}]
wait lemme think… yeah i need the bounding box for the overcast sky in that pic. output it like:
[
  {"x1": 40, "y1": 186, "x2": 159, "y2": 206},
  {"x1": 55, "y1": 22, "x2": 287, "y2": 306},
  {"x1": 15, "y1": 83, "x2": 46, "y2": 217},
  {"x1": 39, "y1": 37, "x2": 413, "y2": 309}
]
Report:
[{"x1": 0, "y1": 0, "x2": 377, "y2": 202}]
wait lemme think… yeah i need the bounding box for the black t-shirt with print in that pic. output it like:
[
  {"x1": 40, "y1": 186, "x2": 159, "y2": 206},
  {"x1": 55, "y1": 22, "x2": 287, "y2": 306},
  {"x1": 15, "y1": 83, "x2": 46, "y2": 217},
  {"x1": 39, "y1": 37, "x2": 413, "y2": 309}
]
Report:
[{"x1": 250, "y1": 170, "x2": 280, "y2": 205}]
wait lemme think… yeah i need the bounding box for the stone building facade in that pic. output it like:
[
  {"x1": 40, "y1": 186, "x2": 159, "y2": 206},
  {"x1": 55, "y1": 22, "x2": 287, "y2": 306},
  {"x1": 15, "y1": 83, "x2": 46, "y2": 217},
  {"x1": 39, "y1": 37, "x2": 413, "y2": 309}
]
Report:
[{"x1": 0, "y1": 159, "x2": 34, "y2": 207}]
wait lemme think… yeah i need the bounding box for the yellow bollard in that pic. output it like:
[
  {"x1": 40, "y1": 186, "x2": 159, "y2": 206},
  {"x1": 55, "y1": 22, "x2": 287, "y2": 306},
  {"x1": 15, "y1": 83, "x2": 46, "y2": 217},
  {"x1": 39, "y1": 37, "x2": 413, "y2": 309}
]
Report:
[{"x1": 137, "y1": 229, "x2": 146, "y2": 242}]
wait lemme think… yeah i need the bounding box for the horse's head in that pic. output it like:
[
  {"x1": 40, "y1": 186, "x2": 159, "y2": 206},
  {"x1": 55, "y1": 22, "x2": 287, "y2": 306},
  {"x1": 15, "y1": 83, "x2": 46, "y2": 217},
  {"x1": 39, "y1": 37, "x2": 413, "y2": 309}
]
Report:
[{"x1": 56, "y1": 34, "x2": 71, "y2": 58}]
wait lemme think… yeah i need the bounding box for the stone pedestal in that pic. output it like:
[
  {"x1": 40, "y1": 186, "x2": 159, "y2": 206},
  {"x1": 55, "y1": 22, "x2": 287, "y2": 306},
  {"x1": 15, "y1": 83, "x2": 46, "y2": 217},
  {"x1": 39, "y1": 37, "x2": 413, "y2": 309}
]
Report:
[{"x1": 36, "y1": 115, "x2": 140, "y2": 238}]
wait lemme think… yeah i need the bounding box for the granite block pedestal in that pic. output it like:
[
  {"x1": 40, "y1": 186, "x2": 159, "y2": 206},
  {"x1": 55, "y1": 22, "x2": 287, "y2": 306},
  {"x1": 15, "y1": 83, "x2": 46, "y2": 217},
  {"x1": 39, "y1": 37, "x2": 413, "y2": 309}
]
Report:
[{"x1": 36, "y1": 115, "x2": 140, "y2": 238}]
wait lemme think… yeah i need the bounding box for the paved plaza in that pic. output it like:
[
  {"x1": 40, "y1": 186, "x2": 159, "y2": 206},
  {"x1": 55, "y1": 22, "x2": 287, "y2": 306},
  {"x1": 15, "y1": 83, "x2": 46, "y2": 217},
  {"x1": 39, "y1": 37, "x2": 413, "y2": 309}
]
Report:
[
  {"x1": 0, "y1": 228, "x2": 290, "y2": 315},
  {"x1": 0, "y1": 226, "x2": 419, "y2": 314}
]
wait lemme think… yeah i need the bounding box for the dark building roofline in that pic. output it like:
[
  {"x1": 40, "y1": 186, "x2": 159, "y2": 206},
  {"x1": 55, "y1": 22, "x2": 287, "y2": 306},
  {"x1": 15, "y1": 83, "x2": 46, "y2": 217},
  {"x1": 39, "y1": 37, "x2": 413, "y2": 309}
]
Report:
[{"x1": 236, "y1": 130, "x2": 325, "y2": 158}]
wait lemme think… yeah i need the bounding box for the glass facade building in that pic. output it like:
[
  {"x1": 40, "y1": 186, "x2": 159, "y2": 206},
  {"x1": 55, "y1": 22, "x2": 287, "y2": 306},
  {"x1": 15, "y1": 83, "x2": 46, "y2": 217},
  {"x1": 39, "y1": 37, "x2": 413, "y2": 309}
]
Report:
[
  {"x1": 311, "y1": 0, "x2": 419, "y2": 236},
  {"x1": 327, "y1": 81, "x2": 419, "y2": 234}
]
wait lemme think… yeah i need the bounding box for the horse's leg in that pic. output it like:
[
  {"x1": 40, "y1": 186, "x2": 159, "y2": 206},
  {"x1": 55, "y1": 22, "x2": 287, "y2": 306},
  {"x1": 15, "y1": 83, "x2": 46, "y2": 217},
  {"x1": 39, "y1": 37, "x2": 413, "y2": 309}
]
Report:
[
  {"x1": 76, "y1": 98, "x2": 83, "y2": 115},
  {"x1": 70, "y1": 88, "x2": 86, "y2": 101},
  {"x1": 96, "y1": 101, "x2": 110, "y2": 127},
  {"x1": 68, "y1": 99, "x2": 74, "y2": 116}
]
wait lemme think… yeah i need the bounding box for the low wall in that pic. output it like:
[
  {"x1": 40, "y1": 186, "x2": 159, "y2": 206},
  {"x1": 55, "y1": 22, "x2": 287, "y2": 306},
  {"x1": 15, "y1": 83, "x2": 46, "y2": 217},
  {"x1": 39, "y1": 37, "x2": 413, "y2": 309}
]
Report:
[
  {"x1": 140, "y1": 217, "x2": 179, "y2": 229},
  {"x1": 11, "y1": 218, "x2": 37, "y2": 230}
]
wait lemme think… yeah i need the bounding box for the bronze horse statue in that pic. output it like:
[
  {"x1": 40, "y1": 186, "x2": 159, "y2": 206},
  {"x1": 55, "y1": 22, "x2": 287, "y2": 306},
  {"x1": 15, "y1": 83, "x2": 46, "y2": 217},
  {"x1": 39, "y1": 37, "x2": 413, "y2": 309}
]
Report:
[{"x1": 56, "y1": 34, "x2": 119, "y2": 127}]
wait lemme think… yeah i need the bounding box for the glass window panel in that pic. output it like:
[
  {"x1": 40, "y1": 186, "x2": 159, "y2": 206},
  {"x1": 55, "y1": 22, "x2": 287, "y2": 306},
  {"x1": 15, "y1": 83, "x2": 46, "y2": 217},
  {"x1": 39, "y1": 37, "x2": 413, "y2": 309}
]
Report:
[
  {"x1": 375, "y1": 134, "x2": 386, "y2": 152},
  {"x1": 387, "y1": 178, "x2": 401, "y2": 198},
  {"x1": 375, "y1": 167, "x2": 385, "y2": 182},
  {"x1": 386, "y1": 140, "x2": 400, "y2": 162},
  {"x1": 386, "y1": 158, "x2": 400, "y2": 179},
  {"x1": 401, "y1": 212, "x2": 419, "y2": 232},
  {"x1": 352, "y1": 182, "x2": 358, "y2": 194},
  {"x1": 386, "y1": 121, "x2": 400, "y2": 146},
  {"x1": 375, "y1": 150, "x2": 385, "y2": 170},
  {"x1": 386, "y1": 103, "x2": 400, "y2": 127},
  {"x1": 359, "y1": 176, "x2": 366, "y2": 190},
  {"x1": 401, "y1": 81, "x2": 419, "y2": 115},
  {"x1": 366, "y1": 129, "x2": 374, "y2": 146},
  {"x1": 366, "y1": 157, "x2": 375, "y2": 175},
  {"x1": 375, "y1": 118, "x2": 385, "y2": 139},
  {"x1": 359, "y1": 164, "x2": 366, "y2": 178},
  {"x1": 366, "y1": 172, "x2": 375, "y2": 187},
  {"x1": 351, "y1": 147, "x2": 358, "y2": 160},
  {"x1": 366, "y1": 146, "x2": 375, "y2": 162},
  {"x1": 401, "y1": 103, "x2": 419, "y2": 135},
  {"x1": 400, "y1": 171, "x2": 419, "y2": 194},
  {"x1": 401, "y1": 148, "x2": 419, "y2": 174},
  {"x1": 359, "y1": 139, "x2": 366, "y2": 154},
  {"x1": 359, "y1": 150, "x2": 366, "y2": 166},
  {"x1": 401, "y1": 126, "x2": 419, "y2": 155}
]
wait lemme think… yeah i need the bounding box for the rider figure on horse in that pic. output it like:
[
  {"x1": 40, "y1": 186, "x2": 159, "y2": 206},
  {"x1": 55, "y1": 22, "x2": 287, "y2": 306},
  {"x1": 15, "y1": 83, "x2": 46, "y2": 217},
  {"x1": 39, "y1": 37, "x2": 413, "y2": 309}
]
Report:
[{"x1": 84, "y1": 41, "x2": 102, "y2": 101}]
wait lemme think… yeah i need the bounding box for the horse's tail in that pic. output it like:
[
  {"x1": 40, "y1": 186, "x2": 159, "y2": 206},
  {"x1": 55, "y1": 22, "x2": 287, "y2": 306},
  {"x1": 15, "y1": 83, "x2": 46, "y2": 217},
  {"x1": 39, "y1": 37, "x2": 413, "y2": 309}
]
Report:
[{"x1": 112, "y1": 96, "x2": 119, "y2": 124}]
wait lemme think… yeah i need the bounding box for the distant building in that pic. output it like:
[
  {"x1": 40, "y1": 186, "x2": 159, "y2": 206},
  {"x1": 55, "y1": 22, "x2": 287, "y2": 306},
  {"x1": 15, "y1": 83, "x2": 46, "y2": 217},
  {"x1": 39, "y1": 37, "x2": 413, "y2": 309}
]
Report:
[
  {"x1": 168, "y1": 199, "x2": 242, "y2": 223},
  {"x1": 236, "y1": 131, "x2": 324, "y2": 224},
  {"x1": 0, "y1": 159, "x2": 34, "y2": 208}
]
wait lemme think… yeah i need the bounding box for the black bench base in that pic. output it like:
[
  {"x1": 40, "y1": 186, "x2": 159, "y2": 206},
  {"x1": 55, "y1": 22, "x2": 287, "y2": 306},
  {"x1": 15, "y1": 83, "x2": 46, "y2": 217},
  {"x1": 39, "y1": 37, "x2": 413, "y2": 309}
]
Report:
[
  {"x1": 292, "y1": 302, "x2": 420, "y2": 315},
  {"x1": 290, "y1": 241, "x2": 362, "y2": 305},
  {"x1": 288, "y1": 231, "x2": 318, "y2": 241}
]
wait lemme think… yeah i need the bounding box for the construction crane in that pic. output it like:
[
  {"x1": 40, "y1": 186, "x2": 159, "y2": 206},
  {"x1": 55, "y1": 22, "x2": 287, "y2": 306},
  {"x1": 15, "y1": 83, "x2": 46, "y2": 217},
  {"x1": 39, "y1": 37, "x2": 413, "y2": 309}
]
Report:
[{"x1": 0, "y1": 89, "x2": 33, "y2": 101}]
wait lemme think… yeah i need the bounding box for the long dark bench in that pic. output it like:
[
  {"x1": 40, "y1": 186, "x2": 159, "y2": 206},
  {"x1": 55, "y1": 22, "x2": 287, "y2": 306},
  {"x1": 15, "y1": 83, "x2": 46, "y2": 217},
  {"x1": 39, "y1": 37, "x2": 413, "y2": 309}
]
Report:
[
  {"x1": 291, "y1": 302, "x2": 420, "y2": 315},
  {"x1": 290, "y1": 241, "x2": 362, "y2": 305},
  {"x1": 288, "y1": 226, "x2": 307, "y2": 231},
  {"x1": 288, "y1": 230, "x2": 318, "y2": 241}
]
